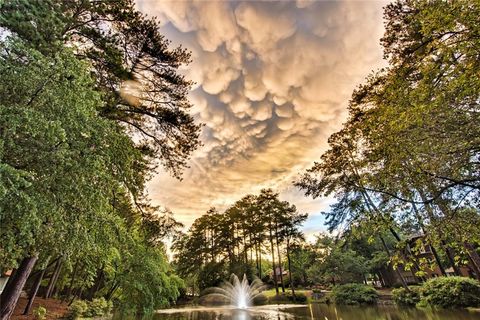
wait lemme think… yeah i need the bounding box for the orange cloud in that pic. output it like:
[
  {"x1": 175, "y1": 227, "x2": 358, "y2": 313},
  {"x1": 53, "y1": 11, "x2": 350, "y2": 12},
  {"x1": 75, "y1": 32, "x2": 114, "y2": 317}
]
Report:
[{"x1": 136, "y1": 0, "x2": 387, "y2": 233}]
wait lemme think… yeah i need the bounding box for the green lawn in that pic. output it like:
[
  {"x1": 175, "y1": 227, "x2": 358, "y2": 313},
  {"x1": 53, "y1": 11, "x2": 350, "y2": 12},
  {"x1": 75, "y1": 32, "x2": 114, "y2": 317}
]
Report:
[{"x1": 261, "y1": 288, "x2": 311, "y2": 298}]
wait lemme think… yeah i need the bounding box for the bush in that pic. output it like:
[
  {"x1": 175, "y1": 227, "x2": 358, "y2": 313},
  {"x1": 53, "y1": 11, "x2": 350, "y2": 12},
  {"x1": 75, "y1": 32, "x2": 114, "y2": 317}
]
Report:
[
  {"x1": 32, "y1": 306, "x2": 47, "y2": 320},
  {"x1": 331, "y1": 283, "x2": 378, "y2": 305},
  {"x1": 68, "y1": 300, "x2": 88, "y2": 319},
  {"x1": 392, "y1": 286, "x2": 421, "y2": 306},
  {"x1": 84, "y1": 297, "x2": 112, "y2": 317},
  {"x1": 419, "y1": 276, "x2": 480, "y2": 308},
  {"x1": 291, "y1": 292, "x2": 308, "y2": 303},
  {"x1": 68, "y1": 298, "x2": 113, "y2": 319},
  {"x1": 267, "y1": 292, "x2": 306, "y2": 304},
  {"x1": 252, "y1": 294, "x2": 268, "y2": 305}
]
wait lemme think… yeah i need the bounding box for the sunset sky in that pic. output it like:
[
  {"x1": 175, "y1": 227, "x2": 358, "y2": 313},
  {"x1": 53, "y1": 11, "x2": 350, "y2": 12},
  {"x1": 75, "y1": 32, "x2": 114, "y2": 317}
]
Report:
[{"x1": 137, "y1": 0, "x2": 387, "y2": 240}]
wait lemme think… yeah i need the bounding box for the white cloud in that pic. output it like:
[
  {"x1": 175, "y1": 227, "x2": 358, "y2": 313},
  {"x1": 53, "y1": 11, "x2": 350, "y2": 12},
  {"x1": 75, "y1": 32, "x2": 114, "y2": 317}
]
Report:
[{"x1": 137, "y1": 0, "x2": 387, "y2": 233}]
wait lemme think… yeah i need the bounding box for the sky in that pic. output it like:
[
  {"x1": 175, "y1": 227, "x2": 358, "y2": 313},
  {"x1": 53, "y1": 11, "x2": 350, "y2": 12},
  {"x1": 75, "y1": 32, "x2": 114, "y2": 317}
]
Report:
[{"x1": 136, "y1": 0, "x2": 387, "y2": 241}]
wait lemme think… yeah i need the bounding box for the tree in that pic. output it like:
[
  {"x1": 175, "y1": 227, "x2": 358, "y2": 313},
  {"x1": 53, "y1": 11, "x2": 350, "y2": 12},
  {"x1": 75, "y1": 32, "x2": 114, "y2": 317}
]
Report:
[
  {"x1": 306, "y1": 235, "x2": 368, "y2": 286},
  {"x1": 172, "y1": 190, "x2": 308, "y2": 294},
  {"x1": 289, "y1": 245, "x2": 316, "y2": 286},
  {"x1": 0, "y1": 39, "x2": 139, "y2": 318},
  {"x1": 296, "y1": 0, "x2": 480, "y2": 285},
  {"x1": 1, "y1": 0, "x2": 201, "y2": 176},
  {"x1": 1, "y1": 1, "x2": 202, "y2": 317},
  {"x1": 0, "y1": 36, "x2": 186, "y2": 318}
]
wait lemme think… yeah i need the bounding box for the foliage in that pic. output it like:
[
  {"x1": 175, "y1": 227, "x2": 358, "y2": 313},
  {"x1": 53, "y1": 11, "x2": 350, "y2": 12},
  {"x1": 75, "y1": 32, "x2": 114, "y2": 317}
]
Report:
[
  {"x1": 68, "y1": 298, "x2": 112, "y2": 319},
  {"x1": 392, "y1": 286, "x2": 421, "y2": 306},
  {"x1": 331, "y1": 284, "x2": 378, "y2": 305},
  {"x1": 0, "y1": 0, "x2": 198, "y2": 315},
  {"x1": 306, "y1": 234, "x2": 369, "y2": 286},
  {"x1": 198, "y1": 262, "x2": 227, "y2": 291},
  {"x1": 289, "y1": 245, "x2": 316, "y2": 285},
  {"x1": 252, "y1": 294, "x2": 268, "y2": 305},
  {"x1": 418, "y1": 277, "x2": 480, "y2": 308},
  {"x1": 173, "y1": 189, "x2": 307, "y2": 293},
  {"x1": 32, "y1": 306, "x2": 47, "y2": 320},
  {"x1": 83, "y1": 297, "x2": 112, "y2": 317},
  {"x1": 68, "y1": 300, "x2": 88, "y2": 319},
  {"x1": 295, "y1": 0, "x2": 480, "y2": 281},
  {"x1": 291, "y1": 292, "x2": 308, "y2": 303},
  {"x1": 1, "y1": 0, "x2": 201, "y2": 176}
]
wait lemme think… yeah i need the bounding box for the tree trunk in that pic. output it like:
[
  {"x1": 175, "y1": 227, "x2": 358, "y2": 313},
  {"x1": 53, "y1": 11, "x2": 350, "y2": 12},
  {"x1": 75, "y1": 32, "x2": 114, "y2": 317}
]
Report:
[
  {"x1": 23, "y1": 267, "x2": 46, "y2": 315},
  {"x1": 411, "y1": 200, "x2": 447, "y2": 276},
  {"x1": 1, "y1": 269, "x2": 17, "y2": 301},
  {"x1": 430, "y1": 244, "x2": 447, "y2": 276},
  {"x1": 254, "y1": 242, "x2": 260, "y2": 278},
  {"x1": 286, "y1": 239, "x2": 295, "y2": 298},
  {"x1": 379, "y1": 236, "x2": 409, "y2": 290},
  {"x1": 105, "y1": 283, "x2": 119, "y2": 301},
  {"x1": 243, "y1": 230, "x2": 248, "y2": 264},
  {"x1": 0, "y1": 255, "x2": 38, "y2": 320},
  {"x1": 87, "y1": 268, "x2": 104, "y2": 301},
  {"x1": 440, "y1": 240, "x2": 462, "y2": 276},
  {"x1": 269, "y1": 229, "x2": 279, "y2": 295},
  {"x1": 358, "y1": 189, "x2": 409, "y2": 289},
  {"x1": 258, "y1": 245, "x2": 262, "y2": 279},
  {"x1": 274, "y1": 224, "x2": 285, "y2": 293},
  {"x1": 419, "y1": 190, "x2": 462, "y2": 276},
  {"x1": 63, "y1": 261, "x2": 79, "y2": 302},
  {"x1": 376, "y1": 272, "x2": 386, "y2": 287},
  {"x1": 45, "y1": 259, "x2": 62, "y2": 299},
  {"x1": 44, "y1": 259, "x2": 60, "y2": 298},
  {"x1": 464, "y1": 243, "x2": 480, "y2": 280}
]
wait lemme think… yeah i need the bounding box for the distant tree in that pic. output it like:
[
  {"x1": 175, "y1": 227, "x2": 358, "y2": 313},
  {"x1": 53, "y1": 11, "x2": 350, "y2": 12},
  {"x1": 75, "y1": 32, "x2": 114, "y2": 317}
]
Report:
[
  {"x1": 172, "y1": 190, "x2": 308, "y2": 294},
  {"x1": 289, "y1": 245, "x2": 316, "y2": 286}
]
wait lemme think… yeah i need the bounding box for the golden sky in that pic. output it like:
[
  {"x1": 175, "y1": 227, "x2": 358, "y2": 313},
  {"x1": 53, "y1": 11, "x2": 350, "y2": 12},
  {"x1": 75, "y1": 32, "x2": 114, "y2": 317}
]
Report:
[{"x1": 137, "y1": 0, "x2": 387, "y2": 239}]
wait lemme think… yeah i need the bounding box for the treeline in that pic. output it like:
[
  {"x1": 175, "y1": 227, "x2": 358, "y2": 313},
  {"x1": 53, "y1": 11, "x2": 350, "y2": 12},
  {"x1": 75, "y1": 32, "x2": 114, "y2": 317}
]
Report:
[
  {"x1": 288, "y1": 233, "x2": 393, "y2": 288},
  {"x1": 173, "y1": 189, "x2": 307, "y2": 295},
  {"x1": 295, "y1": 0, "x2": 480, "y2": 285},
  {"x1": 0, "y1": 0, "x2": 200, "y2": 318}
]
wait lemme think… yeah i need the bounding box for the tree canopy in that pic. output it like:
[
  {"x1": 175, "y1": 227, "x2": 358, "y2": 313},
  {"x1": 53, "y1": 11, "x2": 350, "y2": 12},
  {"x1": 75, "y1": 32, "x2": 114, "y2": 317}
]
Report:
[
  {"x1": 295, "y1": 0, "x2": 480, "y2": 282},
  {"x1": 173, "y1": 189, "x2": 307, "y2": 294},
  {"x1": 0, "y1": 0, "x2": 201, "y2": 317}
]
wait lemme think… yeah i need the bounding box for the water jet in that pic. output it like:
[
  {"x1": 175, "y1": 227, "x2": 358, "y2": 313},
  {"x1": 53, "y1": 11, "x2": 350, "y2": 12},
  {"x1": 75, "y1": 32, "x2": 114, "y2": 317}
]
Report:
[{"x1": 204, "y1": 274, "x2": 265, "y2": 309}]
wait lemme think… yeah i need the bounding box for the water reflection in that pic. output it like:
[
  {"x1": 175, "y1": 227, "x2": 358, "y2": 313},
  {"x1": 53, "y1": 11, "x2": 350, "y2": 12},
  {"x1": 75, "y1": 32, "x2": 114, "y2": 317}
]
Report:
[{"x1": 117, "y1": 303, "x2": 480, "y2": 320}]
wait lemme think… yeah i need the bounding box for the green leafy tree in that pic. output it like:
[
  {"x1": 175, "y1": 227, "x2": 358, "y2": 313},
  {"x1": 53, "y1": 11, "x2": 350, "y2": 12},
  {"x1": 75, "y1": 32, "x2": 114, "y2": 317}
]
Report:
[{"x1": 1, "y1": 0, "x2": 201, "y2": 175}]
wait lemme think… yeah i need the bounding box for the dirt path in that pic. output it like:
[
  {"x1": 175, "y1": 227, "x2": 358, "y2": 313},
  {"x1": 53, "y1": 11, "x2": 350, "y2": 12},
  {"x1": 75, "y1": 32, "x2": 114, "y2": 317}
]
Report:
[{"x1": 11, "y1": 297, "x2": 68, "y2": 320}]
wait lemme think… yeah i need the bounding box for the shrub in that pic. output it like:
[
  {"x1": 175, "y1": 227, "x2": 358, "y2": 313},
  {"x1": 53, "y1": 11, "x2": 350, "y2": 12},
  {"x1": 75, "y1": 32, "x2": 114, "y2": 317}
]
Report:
[
  {"x1": 252, "y1": 294, "x2": 268, "y2": 305},
  {"x1": 84, "y1": 297, "x2": 112, "y2": 317},
  {"x1": 315, "y1": 294, "x2": 332, "y2": 304},
  {"x1": 419, "y1": 276, "x2": 480, "y2": 308},
  {"x1": 32, "y1": 306, "x2": 47, "y2": 320},
  {"x1": 392, "y1": 286, "x2": 421, "y2": 306},
  {"x1": 68, "y1": 300, "x2": 88, "y2": 319},
  {"x1": 267, "y1": 292, "x2": 306, "y2": 304},
  {"x1": 291, "y1": 292, "x2": 308, "y2": 303},
  {"x1": 331, "y1": 283, "x2": 378, "y2": 305}
]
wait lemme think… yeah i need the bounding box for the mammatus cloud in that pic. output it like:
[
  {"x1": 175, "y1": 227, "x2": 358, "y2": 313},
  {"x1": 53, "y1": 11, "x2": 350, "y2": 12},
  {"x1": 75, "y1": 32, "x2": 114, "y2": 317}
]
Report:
[{"x1": 136, "y1": 0, "x2": 387, "y2": 237}]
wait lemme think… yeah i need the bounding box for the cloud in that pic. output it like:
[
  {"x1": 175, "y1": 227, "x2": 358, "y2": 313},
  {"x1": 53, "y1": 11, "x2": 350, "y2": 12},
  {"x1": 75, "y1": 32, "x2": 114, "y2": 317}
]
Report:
[{"x1": 136, "y1": 0, "x2": 387, "y2": 234}]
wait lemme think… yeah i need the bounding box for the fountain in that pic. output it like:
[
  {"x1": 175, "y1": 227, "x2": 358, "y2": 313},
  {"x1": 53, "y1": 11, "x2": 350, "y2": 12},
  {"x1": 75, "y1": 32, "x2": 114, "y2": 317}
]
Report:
[
  {"x1": 157, "y1": 274, "x2": 307, "y2": 318},
  {"x1": 205, "y1": 274, "x2": 265, "y2": 309}
]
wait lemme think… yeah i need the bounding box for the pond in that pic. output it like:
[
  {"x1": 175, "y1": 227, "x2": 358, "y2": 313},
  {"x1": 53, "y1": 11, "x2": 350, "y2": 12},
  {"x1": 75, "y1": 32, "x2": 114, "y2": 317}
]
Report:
[{"x1": 149, "y1": 303, "x2": 480, "y2": 320}]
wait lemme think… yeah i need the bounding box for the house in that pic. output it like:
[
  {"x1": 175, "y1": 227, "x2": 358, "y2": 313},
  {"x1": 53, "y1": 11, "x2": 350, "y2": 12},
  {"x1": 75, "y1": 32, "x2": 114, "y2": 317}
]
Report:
[
  {"x1": 380, "y1": 234, "x2": 479, "y2": 287},
  {"x1": 0, "y1": 270, "x2": 13, "y2": 294}
]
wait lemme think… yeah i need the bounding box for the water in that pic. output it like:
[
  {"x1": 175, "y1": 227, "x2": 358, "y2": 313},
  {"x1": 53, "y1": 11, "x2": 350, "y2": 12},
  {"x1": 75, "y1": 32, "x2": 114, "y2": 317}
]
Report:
[
  {"x1": 153, "y1": 303, "x2": 480, "y2": 320},
  {"x1": 202, "y1": 274, "x2": 265, "y2": 309}
]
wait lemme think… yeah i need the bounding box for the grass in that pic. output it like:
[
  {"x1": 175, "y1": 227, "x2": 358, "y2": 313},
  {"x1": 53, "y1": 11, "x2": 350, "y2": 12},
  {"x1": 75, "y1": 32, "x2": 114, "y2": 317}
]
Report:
[{"x1": 261, "y1": 288, "x2": 311, "y2": 298}]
